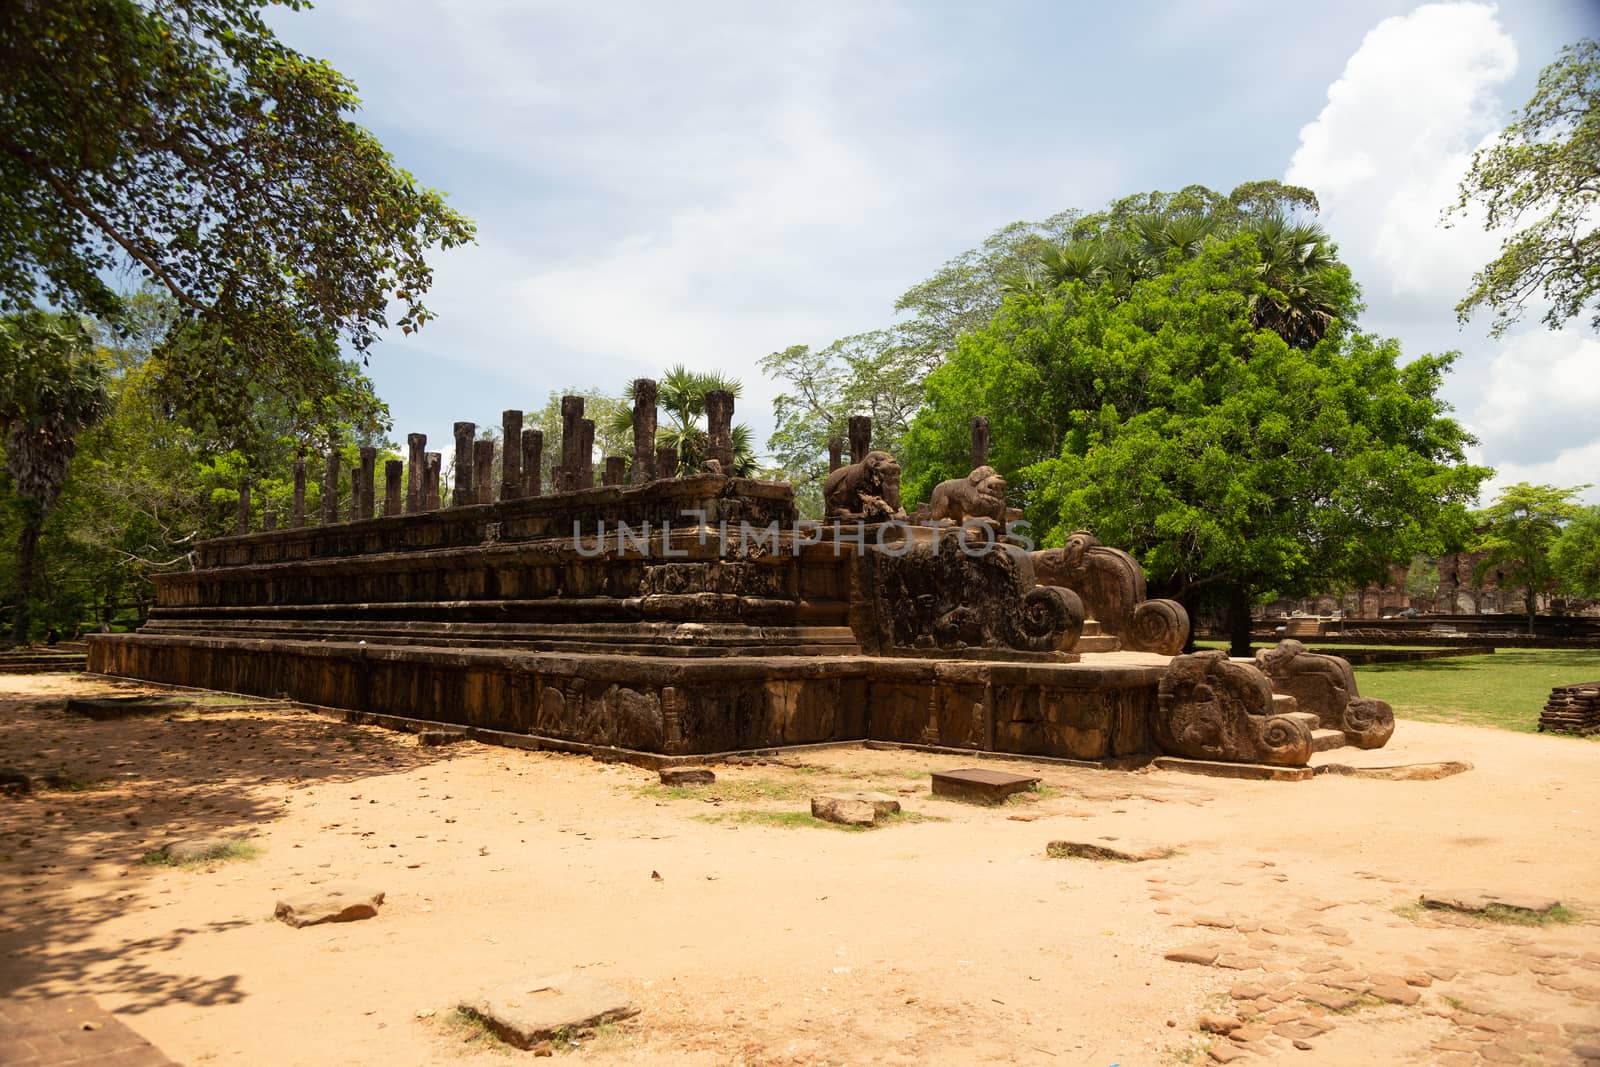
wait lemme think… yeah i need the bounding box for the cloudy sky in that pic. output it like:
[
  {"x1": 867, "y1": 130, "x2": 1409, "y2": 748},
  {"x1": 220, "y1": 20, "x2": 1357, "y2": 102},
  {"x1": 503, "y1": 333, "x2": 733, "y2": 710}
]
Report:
[{"x1": 272, "y1": 0, "x2": 1599, "y2": 502}]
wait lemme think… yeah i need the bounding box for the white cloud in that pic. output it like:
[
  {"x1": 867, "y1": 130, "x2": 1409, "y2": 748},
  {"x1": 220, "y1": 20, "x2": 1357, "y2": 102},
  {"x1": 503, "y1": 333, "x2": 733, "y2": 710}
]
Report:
[{"x1": 1286, "y1": 2, "x2": 1599, "y2": 507}]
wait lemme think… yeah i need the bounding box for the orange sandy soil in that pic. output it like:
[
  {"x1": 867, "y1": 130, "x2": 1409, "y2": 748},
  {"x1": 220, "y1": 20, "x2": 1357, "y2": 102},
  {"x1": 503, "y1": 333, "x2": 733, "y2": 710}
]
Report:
[{"x1": 2, "y1": 672, "x2": 1599, "y2": 1067}]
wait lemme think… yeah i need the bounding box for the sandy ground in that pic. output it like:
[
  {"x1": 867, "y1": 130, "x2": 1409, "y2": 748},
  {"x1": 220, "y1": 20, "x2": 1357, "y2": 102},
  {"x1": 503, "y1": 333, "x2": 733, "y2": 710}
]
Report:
[{"x1": 2, "y1": 672, "x2": 1599, "y2": 1067}]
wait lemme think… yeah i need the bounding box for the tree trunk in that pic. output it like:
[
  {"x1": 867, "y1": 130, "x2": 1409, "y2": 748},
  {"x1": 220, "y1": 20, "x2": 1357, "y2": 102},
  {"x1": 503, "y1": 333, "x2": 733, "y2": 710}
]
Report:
[
  {"x1": 1527, "y1": 585, "x2": 1537, "y2": 636},
  {"x1": 1228, "y1": 584, "x2": 1254, "y2": 658},
  {"x1": 10, "y1": 508, "x2": 42, "y2": 647}
]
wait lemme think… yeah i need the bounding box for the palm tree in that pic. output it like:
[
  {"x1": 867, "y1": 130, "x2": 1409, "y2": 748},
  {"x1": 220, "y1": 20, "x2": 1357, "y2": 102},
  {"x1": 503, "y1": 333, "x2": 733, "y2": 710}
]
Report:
[
  {"x1": 1243, "y1": 213, "x2": 1345, "y2": 348},
  {"x1": 608, "y1": 365, "x2": 759, "y2": 476},
  {"x1": 1, "y1": 312, "x2": 109, "y2": 645}
]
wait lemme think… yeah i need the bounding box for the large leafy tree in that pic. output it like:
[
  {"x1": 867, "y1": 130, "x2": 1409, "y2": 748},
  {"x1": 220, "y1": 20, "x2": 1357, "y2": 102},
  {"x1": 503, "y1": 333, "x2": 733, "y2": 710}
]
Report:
[
  {"x1": 1449, "y1": 39, "x2": 1600, "y2": 336},
  {"x1": 1473, "y1": 483, "x2": 1588, "y2": 633},
  {"x1": 0, "y1": 0, "x2": 475, "y2": 418},
  {"x1": 762, "y1": 181, "x2": 1324, "y2": 495},
  {"x1": 0, "y1": 312, "x2": 109, "y2": 644},
  {"x1": 901, "y1": 236, "x2": 1487, "y2": 655},
  {"x1": 1552, "y1": 505, "x2": 1600, "y2": 601}
]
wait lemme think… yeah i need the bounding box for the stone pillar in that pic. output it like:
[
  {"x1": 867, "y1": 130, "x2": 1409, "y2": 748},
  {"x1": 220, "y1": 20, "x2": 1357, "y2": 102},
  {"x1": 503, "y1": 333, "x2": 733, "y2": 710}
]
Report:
[
  {"x1": 383, "y1": 459, "x2": 404, "y2": 517},
  {"x1": 406, "y1": 433, "x2": 426, "y2": 513},
  {"x1": 291, "y1": 459, "x2": 306, "y2": 529},
  {"x1": 236, "y1": 475, "x2": 251, "y2": 534},
  {"x1": 521, "y1": 429, "x2": 542, "y2": 497},
  {"x1": 473, "y1": 439, "x2": 495, "y2": 503},
  {"x1": 848, "y1": 415, "x2": 871, "y2": 464},
  {"x1": 452, "y1": 421, "x2": 475, "y2": 506},
  {"x1": 577, "y1": 418, "x2": 595, "y2": 489},
  {"x1": 322, "y1": 452, "x2": 340, "y2": 524},
  {"x1": 656, "y1": 444, "x2": 678, "y2": 480},
  {"x1": 500, "y1": 410, "x2": 523, "y2": 500},
  {"x1": 349, "y1": 466, "x2": 359, "y2": 520},
  {"x1": 971, "y1": 415, "x2": 991, "y2": 469},
  {"x1": 705, "y1": 389, "x2": 734, "y2": 474},
  {"x1": 828, "y1": 436, "x2": 843, "y2": 472},
  {"x1": 559, "y1": 395, "x2": 585, "y2": 490},
  {"x1": 358, "y1": 447, "x2": 376, "y2": 519},
  {"x1": 630, "y1": 378, "x2": 657, "y2": 484},
  {"x1": 263, "y1": 508, "x2": 278, "y2": 532},
  {"x1": 603, "y1": 456, "x2": 626, "y2": 486},
  {"x1": 424, "y1": 453, "x2": 441, "y2": 510}
]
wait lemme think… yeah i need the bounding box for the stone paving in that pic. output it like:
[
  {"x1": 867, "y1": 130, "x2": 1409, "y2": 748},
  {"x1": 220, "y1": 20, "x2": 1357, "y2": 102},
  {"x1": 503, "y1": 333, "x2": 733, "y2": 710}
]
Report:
[{"x1": 0, "y1": 996, "x2": 177, "y2": 1066}]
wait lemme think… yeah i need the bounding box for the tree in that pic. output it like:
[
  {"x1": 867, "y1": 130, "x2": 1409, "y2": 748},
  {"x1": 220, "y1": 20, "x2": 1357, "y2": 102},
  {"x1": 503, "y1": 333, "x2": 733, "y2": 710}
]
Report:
[
  {"x1": 1474, "y1": 483, "x2": 1589, "y2": 632},
  {"x1": 1449, "y1": 39, "x2": 1600, "y2": 336},
  {"x1": 0, "y1": 0, "x2": 475, "y2": 419},
  {"x1": 0, "y1": 312, "x2": 109, "y2": 644},
  {"x1": 901, "y1": 235, "x2": 1488, "y2": 656},
  {"x1": 1552, "y1": 505, "x2": 1600, "y2": 600}
]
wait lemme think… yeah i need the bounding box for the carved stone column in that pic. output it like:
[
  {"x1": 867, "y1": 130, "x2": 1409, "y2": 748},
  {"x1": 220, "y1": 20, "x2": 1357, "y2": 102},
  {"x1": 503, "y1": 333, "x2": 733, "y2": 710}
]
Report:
[
  {"x1": 559, "y1": 395, "x2": 584, "y2": 490},
  {"x1": 291, "y1": 459, "x2": 306, "y2": 528},
  {"x1": 630, "y1": 378, "x2": 657, "y2": 484},
  {"x1": 406, "y1": 433, "x2": 426, "y2": 513},
  {"x1": 603, "y1": 456, "x2": 626, "y2": 486},
  {"x1": 656, "y1": 444, "x2": 678, "y2": 479},
  {"x1": 522, "y1": 429, "x2": 542, "y2": 497},
  {"x1": 452, "y1": 421, "x2": 475, "y2": 506},
  {"x1": 705, "y1": 389, "x2": 734, "y2": 473},
  {"x1": 358, "y1": 447, "x2": 376, "y2": 519},
  {"x1": 577, "y1": 418, "x2": 595, "y2": 489},
  {"x1": 236, "y1": 475, "x2": 251, "y2": 534},
  {"x1": 828, "y1": 436, "x2": 843, "y2": 472},
  {"x1": 500, "y1": 409, "x2": 523, "y2": 500},
  {"x1": 383, "y1": 459, "x2": 404, "y2": 517},
  {"x1": 423, "y1": 453, "x2": 441, "y2": 510},
  {"x1": 322, "y1": 452, "x2": 340, "y2": 524},
  {"x1": 848, "y1": 415, "x2": 872, "y2": 465},
  {"x1": 473, "y1": 439, "x2": 495, "y2": 503},
  {"x1": 971, "y1": 415, "x2": 991, "y2": 469}
]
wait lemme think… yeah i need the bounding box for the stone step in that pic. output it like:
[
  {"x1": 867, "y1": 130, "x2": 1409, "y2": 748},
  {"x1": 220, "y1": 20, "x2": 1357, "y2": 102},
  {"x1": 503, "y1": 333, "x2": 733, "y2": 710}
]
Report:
[
  {"x1": 1081, "y1": 619, "x2": 1102, "y2": 637},
  {"x1": 1310, "y1": 728, "x2": 1347, "y2": 753},
  {"x1": 1073, "y1": 635, "x2": 1120, "y2": 653}
]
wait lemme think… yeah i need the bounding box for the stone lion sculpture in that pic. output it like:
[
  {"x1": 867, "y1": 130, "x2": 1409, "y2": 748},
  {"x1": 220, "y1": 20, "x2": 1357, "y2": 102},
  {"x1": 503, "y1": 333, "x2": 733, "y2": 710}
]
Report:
[
  {"x1": 823, "y1": 450, "x2": 905, "y2": 522},
  {"x1": 926, "y1": 466, "x2": 1007, "y2": 524}
]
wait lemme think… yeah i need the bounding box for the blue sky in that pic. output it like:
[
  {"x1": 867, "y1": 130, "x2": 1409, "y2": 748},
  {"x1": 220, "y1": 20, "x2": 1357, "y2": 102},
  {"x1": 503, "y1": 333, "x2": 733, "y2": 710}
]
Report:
[{"x1": 271, "y1": 1, "x2": 1600, "y2": 501}]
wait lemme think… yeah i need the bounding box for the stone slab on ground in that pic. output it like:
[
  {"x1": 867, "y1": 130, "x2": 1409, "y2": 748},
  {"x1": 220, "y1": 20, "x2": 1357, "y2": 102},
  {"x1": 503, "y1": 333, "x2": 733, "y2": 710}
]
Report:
[
  {"x1": 1151, "y1": 756, "x2": 1314, "y2": 782},
  {"x1": 458, "y1": 971, "x2": 639, "y2": 1049},
  {"x1": 930, "y1": 767, "x2": 1040, "y2": 803},
  {"x1": 274, "y1": 886, "x2": 385, "y2": 927},
  {"x1": 811, "y1": 791, "x2": 900, "y2": 826},
  {"x1": 1046, "y1": 839, "x2": 1176, "y2": 862},
  {"x1": 1315, "y1": 760, "x2": 1472, "y2": 781},
  {"x1": 64, "y1": 696, "x2": 190, "y2": 720},
  {"x1": 0, "y1": 995, "x2": 177, "y2": 1066},
  {"x1": 1420, "y1": 890, "x2": 1562, "y2": 916},
  {"x1": 659, "y1": 767, "x2": 715, "y2": 786}
]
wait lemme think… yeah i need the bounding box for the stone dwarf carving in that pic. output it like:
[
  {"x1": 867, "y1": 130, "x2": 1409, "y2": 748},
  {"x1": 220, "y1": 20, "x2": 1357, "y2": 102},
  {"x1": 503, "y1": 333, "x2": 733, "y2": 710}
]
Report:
[
  {"x1": 823, "y1": 450, "x2": 905, "y2": 522},
  {"x1": 1030, "y1": 531, "x2": 1189, "y2": 656},
  {"x1": 923, "y1": 465, "x2": 1008, "y2": 525},
  {"x1": 1157, "y1": 650, "x2": 1318, "y2": 766},
  {"x1": 1253, "y1": 639, "x2": 1395, "y2": 749},
  {"x1": 849, "y1": 528, "x2": 1084, "y2": 657}
]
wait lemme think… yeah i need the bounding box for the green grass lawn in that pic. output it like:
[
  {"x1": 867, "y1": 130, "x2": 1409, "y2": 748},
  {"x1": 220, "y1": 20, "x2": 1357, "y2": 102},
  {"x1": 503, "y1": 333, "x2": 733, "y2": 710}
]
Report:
[{"x1": 1352, "y1": 648, "x2": 1600, "y2": 733}]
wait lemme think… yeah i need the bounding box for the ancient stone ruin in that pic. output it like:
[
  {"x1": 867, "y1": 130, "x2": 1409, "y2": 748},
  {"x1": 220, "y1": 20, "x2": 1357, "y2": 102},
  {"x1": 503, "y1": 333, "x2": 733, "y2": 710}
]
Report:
[{"x1": 86, "y1": 390, "x2": 1393, "y2": 771}]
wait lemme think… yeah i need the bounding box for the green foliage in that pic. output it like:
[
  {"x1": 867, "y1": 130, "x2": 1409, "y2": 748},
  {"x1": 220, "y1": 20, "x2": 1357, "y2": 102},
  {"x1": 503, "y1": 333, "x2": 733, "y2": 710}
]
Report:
[
  {"x1": 1450, "y1": 39, "x2": 1600, "y2": 335},
  {"x1": 1404, "y1": 555, "x2": 1441, "y2": 601},
  {"x1": 0, "y1": 0, "x2": 475, "y2": 423},
  {"x1": 901, "y1": 235, "x2": 1487, "y2": 638},
  {"x1": 1473, "y1": 482, "x2": 1589, "y2": 630},
  {"x1": 1552, "y1": 505, "x2": 1600, "y2": 599},
  {"x1": 761, "y1": 181, "x2": 1329, "y2": 504}
]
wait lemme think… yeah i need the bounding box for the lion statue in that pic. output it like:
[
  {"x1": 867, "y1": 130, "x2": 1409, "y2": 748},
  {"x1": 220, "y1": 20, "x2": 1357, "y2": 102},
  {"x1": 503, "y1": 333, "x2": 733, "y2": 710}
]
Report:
[
  {"x1": 925, "y1": 465, "x2": 1007, "y2": 524},
  {"x1": 823, "y1": 450, "x2": 905, "y2": 522}
]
